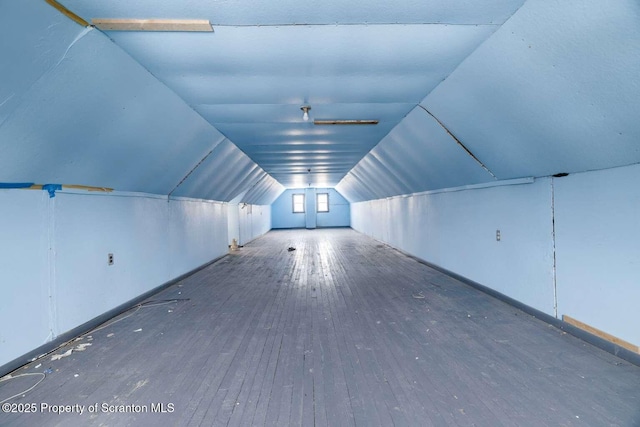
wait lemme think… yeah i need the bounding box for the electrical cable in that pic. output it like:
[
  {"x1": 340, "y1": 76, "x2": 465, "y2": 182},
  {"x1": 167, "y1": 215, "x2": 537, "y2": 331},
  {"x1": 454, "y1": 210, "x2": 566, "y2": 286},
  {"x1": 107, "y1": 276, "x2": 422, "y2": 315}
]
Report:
[
  {"x1": 0, "y1": 298, "x2": 190, "y2": 404},
  {"x1": 84, "y1": 298, "x2": 190, "y2": 334},
  {"x1": 0, "y1": 373, "x2": 46, "y2": 404},
  {"x1": 0, "y1": 298, "x2": 190, "y2": 405}
]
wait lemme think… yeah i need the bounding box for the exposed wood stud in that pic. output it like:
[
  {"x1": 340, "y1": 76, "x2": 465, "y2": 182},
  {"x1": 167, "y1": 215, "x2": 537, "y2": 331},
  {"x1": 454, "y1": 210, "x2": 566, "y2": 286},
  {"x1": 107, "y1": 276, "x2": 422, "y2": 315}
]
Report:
[{"x1": 45, "y1": 0, "x2": 90, "y2": 27}]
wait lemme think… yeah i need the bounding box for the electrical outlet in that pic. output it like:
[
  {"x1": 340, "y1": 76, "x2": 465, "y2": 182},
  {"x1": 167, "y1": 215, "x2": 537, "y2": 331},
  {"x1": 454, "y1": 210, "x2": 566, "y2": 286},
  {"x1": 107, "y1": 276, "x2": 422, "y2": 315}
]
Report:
[
  {"x1": 496, "y1": 230, "x2": 501, "y2": 241},
  {"x1": 108, "y1": 253, "x2": 114, "y2": 265}
]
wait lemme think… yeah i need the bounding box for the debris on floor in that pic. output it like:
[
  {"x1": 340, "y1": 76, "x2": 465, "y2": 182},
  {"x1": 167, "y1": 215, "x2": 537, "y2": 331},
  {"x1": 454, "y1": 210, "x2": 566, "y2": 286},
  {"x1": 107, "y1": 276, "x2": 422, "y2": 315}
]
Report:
[
  {"x1": 412, "y1": 292, "x2": 425, "y2": 299},
  {"x1": 133, "y1": 328, "x2": 143, "y2": 332},
  {"x1": 51, "y1": 349, "x2": 73, "y2": 361},
  {"x1": 75, "y1": 343, "x2": 92, "y2": 352},
  {"x1": 288, "y1": 247, "x2": 296, "y2": 252}
]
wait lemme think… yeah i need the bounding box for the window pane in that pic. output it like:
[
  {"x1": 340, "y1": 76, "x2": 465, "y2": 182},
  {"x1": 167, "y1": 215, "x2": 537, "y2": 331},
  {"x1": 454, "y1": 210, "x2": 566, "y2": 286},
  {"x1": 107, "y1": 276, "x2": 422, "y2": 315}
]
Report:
[
  {"x1": 293, "y1": 194, "x2": 305, "y2": 213},
  {"x1": 317, "y1": 193, "x2": 329, "y2": 212}
]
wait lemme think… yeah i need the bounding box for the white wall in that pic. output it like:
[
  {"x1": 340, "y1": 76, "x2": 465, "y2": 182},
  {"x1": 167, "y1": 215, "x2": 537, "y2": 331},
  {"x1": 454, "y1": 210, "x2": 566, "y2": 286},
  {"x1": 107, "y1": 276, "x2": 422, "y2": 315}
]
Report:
[
  {"x1": 352, "y1": 165, "x2": 640, "y2": 347},
  {"x1": 352, "y1": 179, "x2": 556, "y2": 316},
  {"x1": 238, "y1": 204, "x2": 271, "y2": 246},
  {"x1": 227, "y1": 201, "x2": 240, "y2": 246},
  {"x1": 554, "y1": 164, "x2": 640, "y2": 348},
  {"x1": 0, "y1": 190, "x2": 228, "y2": 368},
  {"x1": 0, "y1": 190, "x2": 50, "y2": 362}
]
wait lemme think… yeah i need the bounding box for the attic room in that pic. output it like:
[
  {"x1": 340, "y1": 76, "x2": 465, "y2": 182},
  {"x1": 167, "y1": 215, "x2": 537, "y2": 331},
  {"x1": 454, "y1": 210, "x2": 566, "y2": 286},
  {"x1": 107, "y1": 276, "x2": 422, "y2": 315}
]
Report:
[{"x1": 1, "y1": 0, "x2": 639, "y2": 425}]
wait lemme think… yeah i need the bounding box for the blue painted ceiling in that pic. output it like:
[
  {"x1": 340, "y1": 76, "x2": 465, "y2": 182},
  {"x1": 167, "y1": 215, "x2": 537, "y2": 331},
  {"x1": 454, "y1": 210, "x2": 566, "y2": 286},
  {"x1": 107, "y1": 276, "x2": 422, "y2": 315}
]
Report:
[
  {"x1": 53, "y1": 0, "x2": 523, "y2": 189},
  {"x1": 2, "y1": 0, "x2": 639, "y2": 202}
]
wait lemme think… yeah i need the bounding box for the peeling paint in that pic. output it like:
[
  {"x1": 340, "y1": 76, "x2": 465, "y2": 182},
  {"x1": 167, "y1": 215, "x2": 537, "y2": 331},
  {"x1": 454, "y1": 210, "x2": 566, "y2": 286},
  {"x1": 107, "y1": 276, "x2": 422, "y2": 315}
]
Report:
[
  {"x1": 51, "y1": 349, "x2": 73, "y2": 361},
  {"x1": 54, "y1": 26, "x2": 93, "y2": 68}
]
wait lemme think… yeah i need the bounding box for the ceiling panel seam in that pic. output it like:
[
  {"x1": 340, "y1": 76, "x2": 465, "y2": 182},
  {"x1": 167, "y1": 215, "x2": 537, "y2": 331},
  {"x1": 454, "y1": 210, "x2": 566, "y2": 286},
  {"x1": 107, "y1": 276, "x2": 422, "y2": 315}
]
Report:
[
  {"x1": 0, "y1": 28, "x2": 92, "y2": 133},
  {"x1": 206, "y1": 23, "x2": 501, "y2": 28},
  {"x1": 224, "y1": 165, "x2": 261, "y2": 202},
  {"x1": 368, "y1": 152, "x2": 413, "y2": 194},
  {"x1": 168, "y1": 138, "x2": 226, "y2": 197},
  {"x1": 335, "y1": 20, "x2": 508, "y2": 189},
  {"x1": 417, "y1": 104, "x2": 497, "y2": 179}
]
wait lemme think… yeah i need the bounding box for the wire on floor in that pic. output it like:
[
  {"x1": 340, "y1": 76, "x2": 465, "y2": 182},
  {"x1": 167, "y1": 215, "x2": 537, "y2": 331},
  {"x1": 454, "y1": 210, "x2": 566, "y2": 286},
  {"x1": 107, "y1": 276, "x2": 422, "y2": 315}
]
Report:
[
  {"x1": 86, "y1": 298, "x2": 190, "y2": 334},
  {"x1": 0, "y1": 373, "x2": 46, "y2": 404},
  {"x1": 0, "y1": 298, "x2": 190, "y2": 404}
]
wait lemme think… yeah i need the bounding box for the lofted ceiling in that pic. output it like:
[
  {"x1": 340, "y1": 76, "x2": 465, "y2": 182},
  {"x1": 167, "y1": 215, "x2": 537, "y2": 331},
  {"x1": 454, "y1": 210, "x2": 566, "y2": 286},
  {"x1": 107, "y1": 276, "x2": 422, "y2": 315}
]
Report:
[
  {"x1": 1, "y1": 0, "x2": 638, "y2": 203},
  {"x1": 54, "y1": 0, "x2": 525, "y2": 188}
]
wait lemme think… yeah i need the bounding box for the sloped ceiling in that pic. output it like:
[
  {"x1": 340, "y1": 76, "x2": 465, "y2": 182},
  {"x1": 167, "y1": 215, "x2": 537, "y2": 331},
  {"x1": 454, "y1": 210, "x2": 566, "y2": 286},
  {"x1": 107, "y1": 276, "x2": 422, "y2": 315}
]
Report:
[
  {"x1": 52, "y1": 0, "x2": 525, "y2": 188},
  {"x1": 420, "y1": 0, "x2": 640, "y2": 179},
  {"x1": 3, "y1": 0, "x2": 638, "y2": 203},
  {"x1": 0, "y1": 1, "x2": 282, "y2": 205},
  {"x1": 339, "y1": 0, "x2": 640, "y2": 201}
]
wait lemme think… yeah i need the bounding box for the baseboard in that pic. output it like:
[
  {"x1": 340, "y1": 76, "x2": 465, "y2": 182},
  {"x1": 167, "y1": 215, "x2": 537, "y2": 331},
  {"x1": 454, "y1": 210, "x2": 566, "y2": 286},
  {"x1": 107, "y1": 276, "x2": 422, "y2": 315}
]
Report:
[{"x1": 0, "y1": 253, "x2": 228, "y2": 378}]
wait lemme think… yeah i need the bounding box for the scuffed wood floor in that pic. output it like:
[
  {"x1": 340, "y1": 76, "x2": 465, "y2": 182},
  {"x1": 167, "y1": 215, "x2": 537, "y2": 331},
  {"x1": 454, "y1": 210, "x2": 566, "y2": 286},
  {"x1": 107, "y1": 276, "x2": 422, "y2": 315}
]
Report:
[{"x1": 1, "y1": 228, "x2": 639, "y2": 426}]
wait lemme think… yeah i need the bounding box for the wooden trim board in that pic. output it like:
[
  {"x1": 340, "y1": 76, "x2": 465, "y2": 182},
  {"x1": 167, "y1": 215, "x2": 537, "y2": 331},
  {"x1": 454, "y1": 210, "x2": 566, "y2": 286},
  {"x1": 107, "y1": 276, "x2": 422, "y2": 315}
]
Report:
[
  {"x1": 92, "y1": 18, "x2": 213, "y2": 32},
  {"x1": 563, "y1": 315, "x2": 639, "y2": 354},
  {"x1": 45, "y1": 0, "x2": 89, "y2": 27}
]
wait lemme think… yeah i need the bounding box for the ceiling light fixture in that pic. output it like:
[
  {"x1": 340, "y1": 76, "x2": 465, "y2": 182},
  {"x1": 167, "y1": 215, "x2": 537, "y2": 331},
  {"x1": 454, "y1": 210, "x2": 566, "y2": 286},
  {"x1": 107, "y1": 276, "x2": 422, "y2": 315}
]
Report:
[
  {"x1": 314, "y1": 120, "x2": 379, "y2": 125},
  {"x1": 300, "y1": 106, "x2": 311, "y2": 122}
]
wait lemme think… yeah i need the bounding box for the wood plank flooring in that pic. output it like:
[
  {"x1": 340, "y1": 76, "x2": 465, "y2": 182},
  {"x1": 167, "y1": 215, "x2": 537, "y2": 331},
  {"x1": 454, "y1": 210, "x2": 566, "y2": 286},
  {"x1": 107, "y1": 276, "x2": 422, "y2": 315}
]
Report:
[{"x1": 1, "y1": 228, "x2": 639, "y2": 426}]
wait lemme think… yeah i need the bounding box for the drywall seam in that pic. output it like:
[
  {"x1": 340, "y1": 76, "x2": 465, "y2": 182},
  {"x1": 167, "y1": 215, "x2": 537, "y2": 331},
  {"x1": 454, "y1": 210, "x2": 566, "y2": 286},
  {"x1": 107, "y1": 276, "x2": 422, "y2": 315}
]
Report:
[
  {"x1": 0, "y1": 93, "x2": 15, "y2": 109},
  {"x1": 47, "y1": 196, "x2": 57, "y2": 340},
  {"x1": 209, "y1": 23, "x2": 502, "y2": 27},
  {"x1": 418, "y1": 104, "x2": 497, "y2": 179},
  {"x1": 58, "y1": 188, "x2": 228, "y2": 204},
  {"x1": 53, "y1": 26, "x2": 93, "y2": 68},
  {"x1": 551, "y1": 178, "x2": 558, "y2": 318},
  {"x1": 0, "y1": 27, "x2": 92, "y2": 133},
  {"x1": 167, "y1": 195, "x2": 226, "y2": 205},
  {"x1": 56, "y1": 188, "x2": 168, "y2": 200},
  {"x1": 393, "y1": 177, "x2": 534, "y2": 200},
  {"x1": 168, "y1": 139, "x2": 226, "y2": 197}
]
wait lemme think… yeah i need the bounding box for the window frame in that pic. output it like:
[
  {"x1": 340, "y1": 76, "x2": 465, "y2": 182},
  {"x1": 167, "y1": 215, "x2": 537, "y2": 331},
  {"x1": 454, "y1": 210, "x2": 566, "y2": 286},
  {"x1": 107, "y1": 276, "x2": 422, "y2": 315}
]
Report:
[
  {"x1": 316, "y1": 192, "x2": 329, "y2": 213},
  {"x1": 292, "y1": 193, "x2": 305, "y2": 213}
]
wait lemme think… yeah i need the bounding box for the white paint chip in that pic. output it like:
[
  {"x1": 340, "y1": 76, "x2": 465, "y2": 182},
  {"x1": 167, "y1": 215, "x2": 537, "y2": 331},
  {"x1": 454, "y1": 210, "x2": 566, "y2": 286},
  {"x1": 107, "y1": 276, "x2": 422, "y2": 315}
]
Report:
[
  {"x1": 75, "y1": 343, "x2": 92, "y2": 352},
  {"x1": 51, "y1": 349, "x2": 73, "y2": 361},
  {"x1": 133, "y1": 328, "x2": 143, "y2": 332}
]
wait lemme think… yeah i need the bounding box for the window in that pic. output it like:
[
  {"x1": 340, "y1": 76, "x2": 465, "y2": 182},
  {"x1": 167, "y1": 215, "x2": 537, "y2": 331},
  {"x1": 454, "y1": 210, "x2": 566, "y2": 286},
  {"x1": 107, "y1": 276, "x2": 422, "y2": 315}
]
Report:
[
  {"x1": 317, "y1": 193, "x2": 329, "y2": 212},
  {"x1": 292, "y1": 194, "x2": 305, "y2": 213}
]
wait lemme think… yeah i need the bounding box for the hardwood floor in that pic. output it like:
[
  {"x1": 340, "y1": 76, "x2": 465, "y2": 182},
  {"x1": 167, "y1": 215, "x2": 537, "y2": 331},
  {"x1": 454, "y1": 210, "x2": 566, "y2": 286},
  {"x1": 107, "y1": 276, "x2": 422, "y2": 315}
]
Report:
[{"x1": 1, "y1": 228, "x2": 639, "y2": 426}]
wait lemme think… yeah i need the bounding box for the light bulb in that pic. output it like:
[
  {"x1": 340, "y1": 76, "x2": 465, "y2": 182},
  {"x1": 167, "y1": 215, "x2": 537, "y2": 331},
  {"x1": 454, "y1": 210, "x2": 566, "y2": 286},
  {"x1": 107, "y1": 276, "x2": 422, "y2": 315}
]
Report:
[{"x1": 301, "y1": 106, "x2": 311, "y2": 122}]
